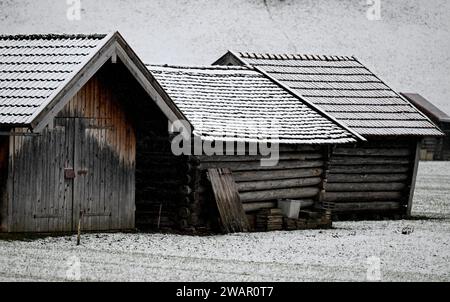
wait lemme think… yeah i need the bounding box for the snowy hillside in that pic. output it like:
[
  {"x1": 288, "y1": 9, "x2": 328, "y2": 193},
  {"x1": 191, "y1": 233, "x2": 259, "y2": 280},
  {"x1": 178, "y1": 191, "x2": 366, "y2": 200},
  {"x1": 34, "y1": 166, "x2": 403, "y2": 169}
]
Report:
[{"x1": 1, "y1": 0, "x2": 449, "y2": 114}]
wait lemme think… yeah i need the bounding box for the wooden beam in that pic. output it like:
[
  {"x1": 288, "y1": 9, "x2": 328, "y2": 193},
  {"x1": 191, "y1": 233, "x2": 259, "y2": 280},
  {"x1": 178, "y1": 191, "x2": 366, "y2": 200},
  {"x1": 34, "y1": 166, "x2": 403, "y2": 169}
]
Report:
[
  {"x1": 233, "y1": 168, "x2": 323, "y2": 182},
  {"x1": 111, "y1": 51, "x2": 117, "y2": 64},
  {"x1": 327, "y1": 173, "x2": 408, "y2": 183},
  {"x1": 237, "y1": 177, "x2": 322, "y2": 192},
  {"x1": 240, "y1": 187, "x2": 319, "y2": 202},
  {"x1": 198, "y1": 152, "x2": 322, "y2": 162},
  {"x1": 332, "y1": 201, "x2": 401, "y2": 212},
  {"x1": 332, "y1": 147, "x2": 411, "y2": 157},
  {"x1": 323, "y1": 191, "x2": 403, "y2": 202},
  {"x1": 325, "y1": 182, "x2": 406, "y2": 192},
  {"x1": 328, "y1": 164, "x2": 409, "y2": 174},
  {"x1": 406, "y1": 141, "x2": 421, "y2": 216},
  {"x1": 330, "y1": 156, "x2": 410, "y2": 165},
  {"x1": 242, "y1": 202, "x2": 276, "y2": 212},
  {"x1": 199, "y1": 160, "x2": 324, "y2": 171}
]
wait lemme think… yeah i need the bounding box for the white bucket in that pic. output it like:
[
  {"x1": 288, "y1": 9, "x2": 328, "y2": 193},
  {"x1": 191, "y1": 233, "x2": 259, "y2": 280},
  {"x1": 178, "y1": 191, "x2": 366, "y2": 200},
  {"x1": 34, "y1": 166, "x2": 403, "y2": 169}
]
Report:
[{"x1": 277, "y1": 199, "x2": 301, "y2": 219}]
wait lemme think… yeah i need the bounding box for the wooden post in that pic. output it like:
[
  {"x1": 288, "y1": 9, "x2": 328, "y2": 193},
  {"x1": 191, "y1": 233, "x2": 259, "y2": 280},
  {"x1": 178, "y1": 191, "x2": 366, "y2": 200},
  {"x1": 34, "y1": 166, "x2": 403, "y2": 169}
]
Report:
[
  {"x1": 157, "y1": 203, "x2": 162, "y2": 229},
  {"x1": 76, "y1": 210, "x2": 83, "y2": 246},
  {"x1": 406, "y1": 141, "x2": 421, "y2": 217}
]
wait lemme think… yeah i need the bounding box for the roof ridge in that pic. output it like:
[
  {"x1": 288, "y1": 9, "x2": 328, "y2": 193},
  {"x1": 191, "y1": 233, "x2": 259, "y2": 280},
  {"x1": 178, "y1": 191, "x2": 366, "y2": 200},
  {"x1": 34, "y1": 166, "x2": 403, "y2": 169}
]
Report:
[
  {"x1": 0, "y1": 34, "x2": 107, "y2": 40},
  {"x1": 147, "y1": 64, "x2": 250, "y2": 71},
  {"x1": 238, "y1": 51, "x2": 357, "y2": 61}
]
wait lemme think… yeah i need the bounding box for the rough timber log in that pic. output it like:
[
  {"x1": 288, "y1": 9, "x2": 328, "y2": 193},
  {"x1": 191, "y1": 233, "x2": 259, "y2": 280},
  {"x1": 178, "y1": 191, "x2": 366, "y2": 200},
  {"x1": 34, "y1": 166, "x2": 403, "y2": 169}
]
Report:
[
  {"x1": 240, "y1": 187, "x2": 319, "y2": 203},
  {"x1": 198, "y1": 153, "x2": 322, "y2": 162},
  {"x1": 233, "y1": 168, "x2": 323, "y2": 182},
  {"x1": 327, "y1": 173, "x2": 408, "y2": 183},
  {"x1": 324, "y1": 182, "x2": 406, "y2": 192},
  {"x1": 323, "y1": 191, "x2": 403, "y2": 202},
  {"x1": 242, "y1": 202, "x2": 277, "y2": 212},
  {"x1": 199, "y1": 160, "x2": 324, "y2": 171},
  {"x1": 332, "y1": 148, "x2": 411, "y2": 157},
  {"x1": 237, "y1": 177, "x2": 321, "y2": 192},
  {"x1": 330, "y1": 156, "x2": 410, "y2": 165},
  {"x1": 332, "y1": 201, "x2": 402, "y2": 212},
  {"x1": 328, "y1": 165, "x2": 410, "y2": 174}
]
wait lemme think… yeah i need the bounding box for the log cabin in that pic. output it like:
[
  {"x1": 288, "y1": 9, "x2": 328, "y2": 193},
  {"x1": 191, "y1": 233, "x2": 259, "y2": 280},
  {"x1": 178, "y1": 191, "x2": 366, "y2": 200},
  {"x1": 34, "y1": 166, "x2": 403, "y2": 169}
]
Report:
[
  {"x1": 214, "y1": 51, "x2": 443, "y2": 219},
  {"x1": 142, "y1": 65, "x2": 359, "y2": 232},
  {"x1": 400, "y1": 93, "x2": 450, "y2": 161}
]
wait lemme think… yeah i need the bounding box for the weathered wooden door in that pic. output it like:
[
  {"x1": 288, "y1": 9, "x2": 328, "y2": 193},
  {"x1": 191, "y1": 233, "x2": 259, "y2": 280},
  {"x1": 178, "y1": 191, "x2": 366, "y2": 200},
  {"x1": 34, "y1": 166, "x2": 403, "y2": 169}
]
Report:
[
  {"x1": 70, "y1": 117, "x2": 135, "y2": 231},
  {"x1": 71, "y1": 117, "x2": 112, "y2": 231},
  {"x1": 9, "y1": 122, "x2": 74, "y2": 232}
]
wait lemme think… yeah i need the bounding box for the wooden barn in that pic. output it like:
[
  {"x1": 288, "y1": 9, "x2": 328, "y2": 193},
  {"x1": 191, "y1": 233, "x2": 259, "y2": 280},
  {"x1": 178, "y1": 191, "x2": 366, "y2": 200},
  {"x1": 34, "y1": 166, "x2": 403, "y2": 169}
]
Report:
[
  {"x1": 400, "y1": 93, "x2": 450, "y2": 161},
  {"x1": 214, "y1": 52, "x2": 443, "y2": 218},
  {"x1": 0, "y1": 32, "x2": 186, "y2": 233},
  {"x1": 140, "y1": 65, "x2": 360, "y2": 232}
]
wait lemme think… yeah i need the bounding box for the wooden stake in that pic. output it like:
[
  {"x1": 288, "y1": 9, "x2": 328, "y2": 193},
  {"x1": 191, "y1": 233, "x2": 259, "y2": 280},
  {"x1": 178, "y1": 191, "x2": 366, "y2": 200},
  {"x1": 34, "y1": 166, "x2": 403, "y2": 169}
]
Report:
[
  {"x1": 157, "y1": 203, "x2": 162, "y2": 230},
  {"x1": 76, "y1": 210, "x2": 83, "y2": 246}
]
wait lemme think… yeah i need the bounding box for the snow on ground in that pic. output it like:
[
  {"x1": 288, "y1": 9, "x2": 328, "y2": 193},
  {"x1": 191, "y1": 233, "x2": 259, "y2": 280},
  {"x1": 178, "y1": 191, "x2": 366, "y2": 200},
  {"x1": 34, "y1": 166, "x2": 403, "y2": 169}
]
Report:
[{"x1": 0, "y1": 161, "x2": 449, "y2": 281}]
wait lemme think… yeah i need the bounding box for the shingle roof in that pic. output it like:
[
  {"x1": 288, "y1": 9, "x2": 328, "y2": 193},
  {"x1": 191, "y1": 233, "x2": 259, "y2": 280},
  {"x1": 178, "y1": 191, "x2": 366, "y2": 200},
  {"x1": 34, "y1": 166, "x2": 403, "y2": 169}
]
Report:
[
  {"x1": 0, "y1": 34, "x2": 108, "y2": 125},
  {"x1": 147, "y1": 65, "x2": 357, "y2": 144},
  {"x1": 227, "y1": 52, "x2": 442, "y2": 137}
]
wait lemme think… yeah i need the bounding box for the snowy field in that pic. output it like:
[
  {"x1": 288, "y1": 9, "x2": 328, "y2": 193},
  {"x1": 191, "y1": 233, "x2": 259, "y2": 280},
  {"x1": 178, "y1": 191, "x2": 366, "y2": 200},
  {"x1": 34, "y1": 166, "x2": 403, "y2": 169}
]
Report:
[{"x1": 0, "y1": 161, "x2": 449, "y2": 282}]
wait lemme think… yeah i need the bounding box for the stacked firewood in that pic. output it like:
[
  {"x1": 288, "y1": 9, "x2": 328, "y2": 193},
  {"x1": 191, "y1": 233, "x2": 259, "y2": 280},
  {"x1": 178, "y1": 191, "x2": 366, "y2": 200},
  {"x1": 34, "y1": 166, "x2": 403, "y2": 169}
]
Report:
[
  {"x1": 283, "y1": 209, "x2": 332, "y2": 230},
  {"x1": 255, "y1": 208, "x2": 283, "y2": 231}
]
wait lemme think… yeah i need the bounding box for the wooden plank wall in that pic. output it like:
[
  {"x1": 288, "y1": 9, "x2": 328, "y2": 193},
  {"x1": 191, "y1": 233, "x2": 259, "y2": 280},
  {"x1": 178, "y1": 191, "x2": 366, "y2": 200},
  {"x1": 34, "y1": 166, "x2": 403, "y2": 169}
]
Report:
[
  {"x1": 6, "y1": 62, "x2": 136, "y2": 232},
  {"x1": 8, "y1": 127, "x2": 73, "y2": 232},
  {"x1": 324, "y1": 139, "x2": 417, "y2": 217},
  {"x1": 0, "y1": 135, "x2": 9, "y2": 231},
  {"x1": 58, "y1": 72, "x2": 136, "y2": 231}
]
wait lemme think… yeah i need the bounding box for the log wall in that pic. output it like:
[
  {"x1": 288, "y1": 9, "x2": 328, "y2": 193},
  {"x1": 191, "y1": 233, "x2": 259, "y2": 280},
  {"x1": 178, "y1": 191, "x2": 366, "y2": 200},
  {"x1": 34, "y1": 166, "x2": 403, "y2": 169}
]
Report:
[
  {"x1": 323, "y1": 139, "x2": 418, "y2": 217},
  {"x1": 197, "y1": 145, "x2": 325, "y2": 217}
]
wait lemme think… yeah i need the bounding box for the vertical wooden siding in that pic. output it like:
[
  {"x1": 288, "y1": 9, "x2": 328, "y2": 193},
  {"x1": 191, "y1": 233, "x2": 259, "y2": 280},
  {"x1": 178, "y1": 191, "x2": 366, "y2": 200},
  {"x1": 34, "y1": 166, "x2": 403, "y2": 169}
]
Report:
[
  {"x1": 0, "y1": 135, "x2": 9, "y2": 231},
  {"x1": 7, "y1": 67, "x2": 136, "y2": 232}
]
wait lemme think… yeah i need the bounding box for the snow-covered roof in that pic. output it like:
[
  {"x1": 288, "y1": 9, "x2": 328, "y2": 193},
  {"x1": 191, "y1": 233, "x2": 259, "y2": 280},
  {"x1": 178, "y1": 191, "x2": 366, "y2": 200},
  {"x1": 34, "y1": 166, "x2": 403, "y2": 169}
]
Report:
[
  {"x1": 0, "y1": 33, "x2": 186, "y2": 131},
  {"x1": 215, "y1": 51, "x2": 443, "y2": 137},
  {"x1": 0, "y1": 34, "x2": 108, "y2": 125},
  {"x1": 148, "y1": 65, "x2": 358, "y2": 144}
]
